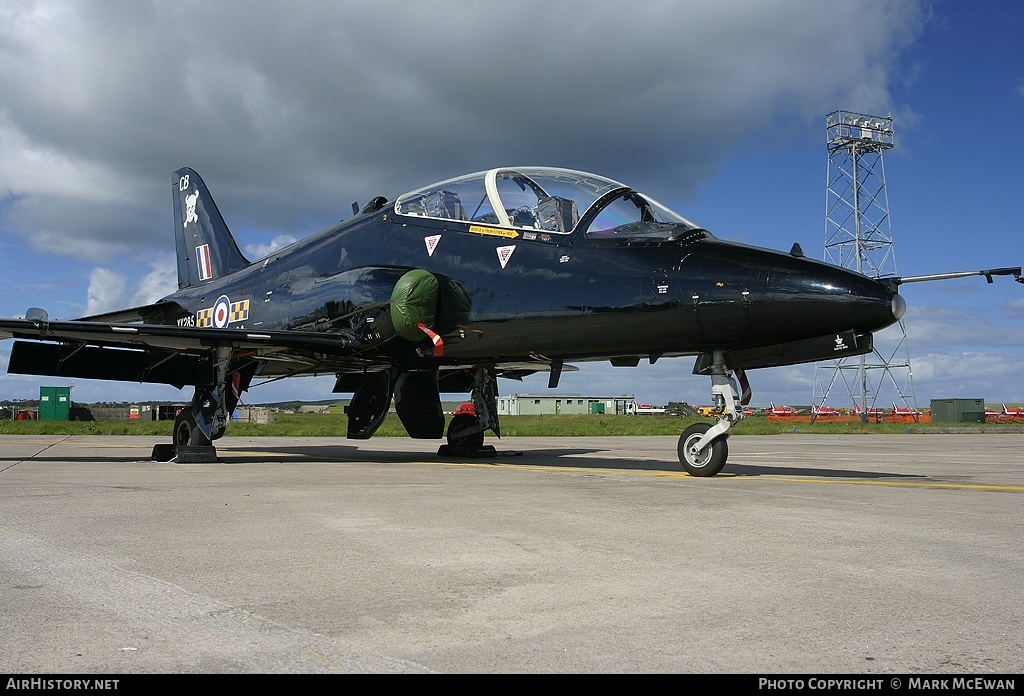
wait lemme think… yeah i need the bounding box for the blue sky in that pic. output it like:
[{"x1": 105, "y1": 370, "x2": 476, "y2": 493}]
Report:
[{"x1": 1, "y1": 0, "x2": 1022, "y2": 409}]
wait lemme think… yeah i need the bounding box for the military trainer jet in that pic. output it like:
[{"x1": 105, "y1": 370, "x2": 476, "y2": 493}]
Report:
[{"x1": 1, "y1": 166, "x2": 1019, "y2": 475}]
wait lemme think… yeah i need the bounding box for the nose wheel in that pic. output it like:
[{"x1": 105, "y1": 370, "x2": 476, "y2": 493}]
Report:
[
  {"x1": 680, "y1": 351, "x2": 747, "y2": 477},
  {"x1": 677, "y1": 422, "x2": 728, "y2": 477}
]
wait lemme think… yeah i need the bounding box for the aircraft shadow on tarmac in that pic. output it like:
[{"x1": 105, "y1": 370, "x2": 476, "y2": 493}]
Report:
[
  {"x1": 214, "y1": 444, "x2": 609, "y2": 466},
  {"x1": 211, "y1": 443, "x2": 924, "y2": 481},
  {"x1": 0, "y1": 453, "x2": 155, "y2": 465},
  {"x1": 723, "y1": 462, "x2": 924, "y2": 480},
  {"x1": 0, "y1": 443, "x2": 924, "y2": 481}
]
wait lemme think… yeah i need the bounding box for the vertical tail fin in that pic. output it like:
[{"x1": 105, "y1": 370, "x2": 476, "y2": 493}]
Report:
[{"x1": 173, "y1": 167, "x2": 250, "y2": 289}]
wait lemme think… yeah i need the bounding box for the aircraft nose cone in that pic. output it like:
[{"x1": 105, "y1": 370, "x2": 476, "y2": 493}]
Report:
[
  {"x1": 846, "y1": 272, "x2": 903, "y2": 332},
  {"x1": 763, "y1": 256, "x2": 903, "y2": 341},
  {"x1": 891, "y1": 292, "x2": 906, "y2": 321},
  {"x1": 677, "y1": 240, "x2": 902, "y2": 346},
  {"x1": 839, "y1": 268, "x2": 905, "y2": 333}
]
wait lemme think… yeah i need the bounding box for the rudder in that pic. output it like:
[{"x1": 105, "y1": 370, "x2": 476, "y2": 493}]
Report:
[{"x1": 173, "y1": 167, "x2": 250, "y2": 289}]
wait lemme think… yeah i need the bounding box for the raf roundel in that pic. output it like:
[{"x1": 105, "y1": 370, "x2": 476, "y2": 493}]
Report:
[{"x1": 212, "y1": 295, "x2": 231, "y2": 329}]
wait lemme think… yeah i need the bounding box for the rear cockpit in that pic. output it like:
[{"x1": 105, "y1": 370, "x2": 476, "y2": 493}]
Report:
[{"x1": 394, "y1": 166, "x2": 707, "y2": 241}]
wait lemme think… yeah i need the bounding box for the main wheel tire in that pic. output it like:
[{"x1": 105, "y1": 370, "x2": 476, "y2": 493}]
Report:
[
  {"x1": 677, "y1": 422, "x2": 728, "y2": 477},
  {"x1": 446, "y1": 414, "x2": 484, "y2": 456},
  {"x1": 173, "y1": 410, "x2": 211, "y2": 448}
]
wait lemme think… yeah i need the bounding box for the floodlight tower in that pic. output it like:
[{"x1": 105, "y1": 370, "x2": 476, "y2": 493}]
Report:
[{"x1": 812, "y1": 110, "x2": 918, "y2": 422}]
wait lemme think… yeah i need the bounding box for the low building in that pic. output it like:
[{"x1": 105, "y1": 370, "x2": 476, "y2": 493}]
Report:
[
  {"x1": 497, "y1": 394, "x2": 637, "y2": 416},
  {"x1": 233, "y1": 406, "x2": 275, "y2": 424}
]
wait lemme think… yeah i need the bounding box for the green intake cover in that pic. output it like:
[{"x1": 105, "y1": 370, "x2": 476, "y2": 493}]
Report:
[{"x1": 390, "y1": 269, "x2": 438, "y2": 341}]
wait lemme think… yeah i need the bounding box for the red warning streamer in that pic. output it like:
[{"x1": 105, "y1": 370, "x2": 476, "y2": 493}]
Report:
[{"x1": 417, "y1": 323, "x2": 444, "y2": 357}]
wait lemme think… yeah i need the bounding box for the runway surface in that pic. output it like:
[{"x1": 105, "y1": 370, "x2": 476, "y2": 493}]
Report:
[{"x1": 1, "y1": 433, "x2": 1022, "y2": 674}]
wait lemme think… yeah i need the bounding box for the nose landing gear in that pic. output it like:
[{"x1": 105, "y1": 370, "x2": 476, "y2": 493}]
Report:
[{"x1": 679, "y1": 351, "x2": 747, "y2": 477}]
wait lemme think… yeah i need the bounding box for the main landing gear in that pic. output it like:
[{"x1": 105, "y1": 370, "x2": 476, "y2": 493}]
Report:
[
  {"x1": 154, "y1": 384, "x2": 230, "y2": 463},
  {"x1": 154, "y1": 347, "x2": 243, "y2": 463},
  {"x1": 678, "y1": 351, "x2": 747, "y2": 477},
  {"x1": 440, "y1": 366, "x2": 499, "y2": 457},
  {"x1": 446, "y1": 403, "x2": 485, "y2": 455}
]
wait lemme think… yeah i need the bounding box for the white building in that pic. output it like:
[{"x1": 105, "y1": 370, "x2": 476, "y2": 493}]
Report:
[{"x1": 496, "y1": 394, "x2": 637, "y2": 416}]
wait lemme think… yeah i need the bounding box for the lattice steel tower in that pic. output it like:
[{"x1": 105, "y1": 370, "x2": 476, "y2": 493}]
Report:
[{"x1": 812, "y1": 110, "x2": 918, "y2": 421}]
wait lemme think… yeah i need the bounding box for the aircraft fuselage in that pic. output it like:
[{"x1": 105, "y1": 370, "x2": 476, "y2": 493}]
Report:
[{"x1": 155, "y1": 209, "x2": 901, "y2": 372}]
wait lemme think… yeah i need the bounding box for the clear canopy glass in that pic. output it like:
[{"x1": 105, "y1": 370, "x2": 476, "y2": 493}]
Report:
[{"x1": 394, "y1": 166, "x2": 701, "y2": 238}]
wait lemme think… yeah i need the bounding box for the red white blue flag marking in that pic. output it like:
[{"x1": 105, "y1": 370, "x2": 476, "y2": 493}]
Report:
[{"x1": 196, "y1": 244, "x2": 213, "y2": 281}]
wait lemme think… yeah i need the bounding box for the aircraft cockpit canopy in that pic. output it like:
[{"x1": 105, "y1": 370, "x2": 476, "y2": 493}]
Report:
[{"x1": 394, "y1": 167, "x2": 704, "y2": 240}]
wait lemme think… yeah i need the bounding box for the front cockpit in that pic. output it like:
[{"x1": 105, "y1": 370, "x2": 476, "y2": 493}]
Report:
[{"x1": 394, "y1": 166, "x2": 707, "y2": 241}]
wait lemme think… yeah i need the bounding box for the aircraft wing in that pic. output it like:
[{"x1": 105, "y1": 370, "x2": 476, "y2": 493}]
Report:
[
  {"x1": 0, "y1": 316, "x2": 354, "y2": 353},
  {"x1": 0, "y1": 315, "x2": 575, "y2": 388},
  {"x1": 0, "y1": 314, "x2": 360, "y2": 388}
]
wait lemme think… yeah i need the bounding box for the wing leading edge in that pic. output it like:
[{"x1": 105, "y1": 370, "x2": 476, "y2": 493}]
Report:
[
  {"x1": 0, "y1": 314, "x2": 574, "y2": 388},
  {"x1": 0, "y1": 316, "x2": 355, "y2": 353}
]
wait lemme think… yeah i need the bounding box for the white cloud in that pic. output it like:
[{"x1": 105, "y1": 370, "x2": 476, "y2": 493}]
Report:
[
  {"x1": 84, "y1": 267, "x2": 127, "y2": 315},
  {"x1": 908, "y1": 352, "x2": 1020, "y2": 402},
  {"x1": 83, "y1": 257, "x2": 176, "y2": 315},
  {"x1": 903, "y1": 305, "x2": 1024, "y2": 349},
  {"x1": 131, "y1": 256, "x2": 178, "y2": 305},
  {"x1": 1004, "y1": 297, "x2": 1024, "y2": 317},
  {"x1": 0, "y1": 117, "x2": 135, "y2": 204},
  {"x1": 245, "y1": 234, "x2": 297, "y2": 260}
]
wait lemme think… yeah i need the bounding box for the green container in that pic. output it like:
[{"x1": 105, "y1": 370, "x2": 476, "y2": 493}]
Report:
[
  {"x1": 930, "y1": 398, "x2": 985, "y2": 423},
  {"x1": 39, "y1": 386, "x2": 71, "y2": 421}
]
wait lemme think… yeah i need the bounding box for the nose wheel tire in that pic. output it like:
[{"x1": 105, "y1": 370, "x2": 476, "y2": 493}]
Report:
[{"x1": 677, "y1": 422, "x2": 728, "y2": 477}]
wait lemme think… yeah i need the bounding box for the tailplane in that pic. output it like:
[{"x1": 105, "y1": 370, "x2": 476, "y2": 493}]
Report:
[{"x1": 173, "y1": 167, "x2": 250, "y2": 289}]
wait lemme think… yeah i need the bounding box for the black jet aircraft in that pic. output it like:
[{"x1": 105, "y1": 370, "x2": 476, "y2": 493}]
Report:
[{"x1": 2, "y1": 166, "x2": 1019, "y2": 475}]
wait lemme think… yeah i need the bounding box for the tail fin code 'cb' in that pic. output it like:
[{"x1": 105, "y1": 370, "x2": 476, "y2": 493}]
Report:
[{"x1": 173, "y1": 167, "x2": 250, "y2": 289}]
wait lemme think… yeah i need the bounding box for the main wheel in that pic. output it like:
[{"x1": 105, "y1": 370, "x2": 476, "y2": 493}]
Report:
[
  {"x1": 677, "y1": 422, "x2": 728, "y2": 477},
  {"x1": 173, "y1": 409, "x2": 211, "y2": 448},
  {"x1": 446, "y1": 413, "x2": 484, "y2": 456}
]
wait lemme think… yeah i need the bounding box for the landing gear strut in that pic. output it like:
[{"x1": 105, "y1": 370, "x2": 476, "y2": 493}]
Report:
[
  {"x1": 679, "y1": 351, "x2": 747, "y2": 477},
  {"x1": 156, "y1": 346, "x2": 247, "y2": 463},
  {"x1": 442, "y1": 366, "x2": 499, "y2": 457},
  {"x1": 165, "y1": 385, "x2": 229, "y2": 462}
]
